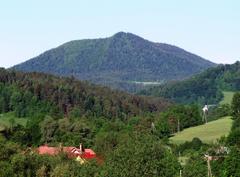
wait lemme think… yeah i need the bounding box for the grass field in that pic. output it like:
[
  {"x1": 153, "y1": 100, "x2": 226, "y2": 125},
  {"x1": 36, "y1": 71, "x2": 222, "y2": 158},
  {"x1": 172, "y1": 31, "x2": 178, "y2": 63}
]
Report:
[
  {"x1": 170, "y1": 116, "x2": 233, "y2": 144},
  {"x1": 220, "y1": 91, "x2": 235, "y2": 105},
  {"x1": 0, "y1": 112, "x2": 27, "y2": 128}
]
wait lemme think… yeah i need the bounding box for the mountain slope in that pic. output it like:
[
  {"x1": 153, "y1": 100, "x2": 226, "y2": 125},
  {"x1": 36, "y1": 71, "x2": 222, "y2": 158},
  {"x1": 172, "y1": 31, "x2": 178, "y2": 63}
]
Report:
[
  {"x1": 0, "y1": 68, "x2": 170, "y2": 119},
  {"x1": 12, "y1": 32, "x2": 216, "y2": 92},
  {"x1": 140, "y1": 62, "x2": 240, "y2": 104}
]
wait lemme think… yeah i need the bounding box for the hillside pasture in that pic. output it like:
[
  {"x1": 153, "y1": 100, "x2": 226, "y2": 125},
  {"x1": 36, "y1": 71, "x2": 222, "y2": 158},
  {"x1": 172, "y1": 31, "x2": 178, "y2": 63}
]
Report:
[
  {"x1": 220, "y1": 91, "x2": 235, "y2": 105},
  {"x1": 170, "y1": 116, "x2": 233, "y2": 144}
]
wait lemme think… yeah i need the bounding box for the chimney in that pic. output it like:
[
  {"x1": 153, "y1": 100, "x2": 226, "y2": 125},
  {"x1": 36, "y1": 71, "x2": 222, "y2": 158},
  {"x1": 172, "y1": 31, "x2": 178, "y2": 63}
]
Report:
[
  {"x1": 59, "y1": 143, "x2": 63, "y2": 152},
  {"x1": 79, "y1": 143, "x2": 83, "y2": 154}
]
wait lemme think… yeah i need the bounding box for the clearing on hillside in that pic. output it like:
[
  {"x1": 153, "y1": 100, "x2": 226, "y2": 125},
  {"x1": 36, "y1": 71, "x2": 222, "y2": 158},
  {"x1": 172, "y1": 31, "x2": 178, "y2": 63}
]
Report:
[
  {"x1": 220, "y1": 91, "x2": 235, "y2": 105},
  {"x1": 170, "y1": 116, "x2": 233, "y2": 144}
]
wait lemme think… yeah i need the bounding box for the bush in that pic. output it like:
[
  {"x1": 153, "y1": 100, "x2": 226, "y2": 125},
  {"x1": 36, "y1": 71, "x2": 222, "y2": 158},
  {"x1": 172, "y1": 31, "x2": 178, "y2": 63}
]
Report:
[{"x1": 177, "y1": 137, "x2": 204, "y2": 154}]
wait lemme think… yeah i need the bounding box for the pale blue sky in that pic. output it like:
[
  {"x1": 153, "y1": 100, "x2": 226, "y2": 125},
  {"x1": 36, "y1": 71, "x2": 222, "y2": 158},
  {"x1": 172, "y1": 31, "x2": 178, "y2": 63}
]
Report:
[{"x1": 0, "y1": 0, "x2": 239, "y2": 68}]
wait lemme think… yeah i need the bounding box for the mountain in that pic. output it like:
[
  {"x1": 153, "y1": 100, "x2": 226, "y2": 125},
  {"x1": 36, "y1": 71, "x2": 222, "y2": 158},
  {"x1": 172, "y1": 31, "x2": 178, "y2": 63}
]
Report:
[
  {"x1": 12, "y1": 32, "x2": 216, "y2": 92},
  {"x1": 140, "y1": 62, "x2": 240, "y2": 104}
]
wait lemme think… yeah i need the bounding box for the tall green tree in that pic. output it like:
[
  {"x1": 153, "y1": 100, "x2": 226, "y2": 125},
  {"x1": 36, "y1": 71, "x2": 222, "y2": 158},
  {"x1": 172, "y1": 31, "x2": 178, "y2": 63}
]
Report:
[
  {"x1": 232, "y1": 92, "x2": 240, "y2": 119},
  {"x1": 100, "y1": 135, "x2": 180, "y2": 177}
]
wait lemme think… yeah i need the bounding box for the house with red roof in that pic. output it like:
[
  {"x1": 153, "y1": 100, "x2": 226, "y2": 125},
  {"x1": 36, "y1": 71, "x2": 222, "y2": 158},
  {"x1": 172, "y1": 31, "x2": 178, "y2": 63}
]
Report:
[{"x1": 37, "y1": 144, "x2": 96, "y2": 163}]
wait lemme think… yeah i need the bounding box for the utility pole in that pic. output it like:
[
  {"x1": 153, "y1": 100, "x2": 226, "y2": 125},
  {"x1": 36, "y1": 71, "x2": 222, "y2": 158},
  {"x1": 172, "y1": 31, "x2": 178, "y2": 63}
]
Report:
[
  {"x1": 204, "y1": 154, "x2": 212, "y2": 177},
  {"x1": 177, "y1": 118, "x2": 180, "y2": 132},
  {"x1": 207, "y1": 158, "x2": 212, "y2": 177}
]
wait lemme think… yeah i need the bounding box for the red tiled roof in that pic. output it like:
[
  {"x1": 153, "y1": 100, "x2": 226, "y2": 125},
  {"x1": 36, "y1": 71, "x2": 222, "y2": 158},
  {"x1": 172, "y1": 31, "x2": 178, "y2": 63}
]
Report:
[
  {"x1": 82, "y1": 149, "x2": 96, "y2": 159},
  {"x1": 38, "y1": 145, "x2": 59, "y2": 155},
  {"x1": 37, "y1": 145, "x2": 96, "y2": 159}
]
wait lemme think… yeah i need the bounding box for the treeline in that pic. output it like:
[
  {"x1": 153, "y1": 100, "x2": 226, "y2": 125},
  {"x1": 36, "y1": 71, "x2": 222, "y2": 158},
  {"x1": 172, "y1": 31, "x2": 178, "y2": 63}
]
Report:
[
  {"x1": 0, "y1": 83, "x2": 54, "y2": 118},
  {"x1": 140, "y1": 62, "x2": 240, "y2": 104},
  {"x1": 0, "y1": 68, "x2": 170, "y2": 120},
  {"x1": 154, "y1": 104, "x2": 202, "y2": 136}
]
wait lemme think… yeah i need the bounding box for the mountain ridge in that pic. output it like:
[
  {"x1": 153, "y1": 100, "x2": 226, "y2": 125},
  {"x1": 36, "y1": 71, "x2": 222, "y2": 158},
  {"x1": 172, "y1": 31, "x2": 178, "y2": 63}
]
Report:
[
  {"x1": 140, "y1": 61, "x2": 240, "y2": 104},
  {"x1": 12, "y1": 32, "x2": 216, "y2": 92}
]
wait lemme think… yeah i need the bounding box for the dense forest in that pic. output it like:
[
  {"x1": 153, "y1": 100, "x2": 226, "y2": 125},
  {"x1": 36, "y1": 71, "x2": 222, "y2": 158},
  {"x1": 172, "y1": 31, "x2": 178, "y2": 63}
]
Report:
[
  {"x1": 12, "y1": 32, "x2": 216, "y2": 92},
  {"x1": 0, "y1": 68, "x2": 170, "y2": 119},
  {"x1": 0, "y1": 68, "x2": 240, "y2": 176},
  {"x1": 140, "y1": 62, "x2": 240, "y2": 104},
  {"x1": 0, "y1": 68, "x2": 206, "y2": 176}
]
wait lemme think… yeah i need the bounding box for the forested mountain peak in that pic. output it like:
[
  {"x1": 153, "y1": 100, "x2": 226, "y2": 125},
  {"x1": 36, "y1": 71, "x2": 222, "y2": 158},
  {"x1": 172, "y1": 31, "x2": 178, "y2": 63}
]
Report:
[
  {"x1": 112, "y1": 31, "x2": 137, "y2": 38},
  {"x1": 12, "y1": 32, "x2": 216, "y2": 92}
]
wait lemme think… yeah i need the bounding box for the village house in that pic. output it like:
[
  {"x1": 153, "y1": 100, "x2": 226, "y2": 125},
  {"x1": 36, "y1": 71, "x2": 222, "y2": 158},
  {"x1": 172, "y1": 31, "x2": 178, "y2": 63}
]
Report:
[{"x1": 37, "y1": 144, "x2": 96, "y2": 164}]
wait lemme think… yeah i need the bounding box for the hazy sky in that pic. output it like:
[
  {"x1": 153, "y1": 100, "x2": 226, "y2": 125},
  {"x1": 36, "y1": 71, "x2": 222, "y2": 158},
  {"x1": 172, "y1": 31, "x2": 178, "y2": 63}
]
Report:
[{"x1": 0, "y1": 0, "x2": 239, "y2": 68}]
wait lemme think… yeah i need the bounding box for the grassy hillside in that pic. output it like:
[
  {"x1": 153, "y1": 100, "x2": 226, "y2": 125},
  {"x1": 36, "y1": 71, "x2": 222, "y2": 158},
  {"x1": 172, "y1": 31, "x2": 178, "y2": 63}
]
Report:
[
  {"x1": 170, "y1": 116, "x2": 233, "y2": 144},
  {"x1": 220, "y1": 91, "x2": 235, "y2": 105}
]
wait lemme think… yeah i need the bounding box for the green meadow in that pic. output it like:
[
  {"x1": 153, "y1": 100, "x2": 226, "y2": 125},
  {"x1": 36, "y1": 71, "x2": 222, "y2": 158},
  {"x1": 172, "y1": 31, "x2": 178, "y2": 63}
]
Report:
[
  {"x1": 220, "y1": 91, "x2": 235, "y2": 105},
  {"x1": 170, "y1": 116, "x2": 233, "y2": 144}
]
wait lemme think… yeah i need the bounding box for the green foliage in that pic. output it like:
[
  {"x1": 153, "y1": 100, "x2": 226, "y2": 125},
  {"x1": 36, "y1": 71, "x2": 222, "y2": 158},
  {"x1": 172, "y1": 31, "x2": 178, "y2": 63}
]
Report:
[
  {"x1": 69, "y1": 107, "x2": 82, "y2": 119},
  {"x1": 25, "y1": 118, "x2": 42, "y2": 145},
  {"x1": 0, "y1": 161, "x2": 14, "y2": 177},
  {"x1": 0, "y1": 112, "x2": 27, "y2": 128},
  {"x1": 0, "y1": 141, "x2": 20, "y2": 161},
  {"x1": 177, "y1": 137, "x2": 204, "y2": 154},
  {"x1": 40, "y1": 116, "x2": 59, "y2": 143},
  {"x1": 227, "y1": 128, "x2": 240, "y2": 146},
  {"x1": 155, "y1": 119, "x2": 171, "y2": 138},
  {"x1": 94, "y1": 131, "x2": 119, "y2": 155},
  {"x1": 0, "y1": 139, "x2": 100, "y2": 177},
  {"x1": 39, "y1": 116, "x2": 94, "y2": 147},
  {"x1": 231, "y1": 117, "x2": 240, "y2": 131},
  {"x1": 208, "y1": 104, "x2": 232, "y2": 121},
  {"x1": 157, "y1": 104, "x2": 202, "y2": 135},
  {"x1": 183, "y1": 154, "x2": 207, "y2": 177},
  {"x1": 196, "y1": 92, "x2": 240, "y2": 176},
  {"x1": 0, "y1": 68, "x2": 169, "y2": 121},
  {"x1": 13, "y1": 32, "x2": 215, "y2": 92},
  {"x1": 142, "y1": 62, "x2": 240, "y2": 104},
  {"x1": 232, "y1": 92, "x2": 240, "y2": 119},
  {"x1": 0, "y1": 68, "x2": 173, "y2": 153},
  {"x1": 0, "y1": 131, "x2": 181, "y2": 177},
  {"x1": 2, "y1": 65, "x2": 240, "y2": 176},
  {"x1": 100, "y1": 135, "x2": 180, "y2": 177},
  {"x1": 222, "y1": 147, "x2": 240, "y2": 177},
  {"x1": 227, "y1": 92, "x2": 240, "y2": 146}
]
